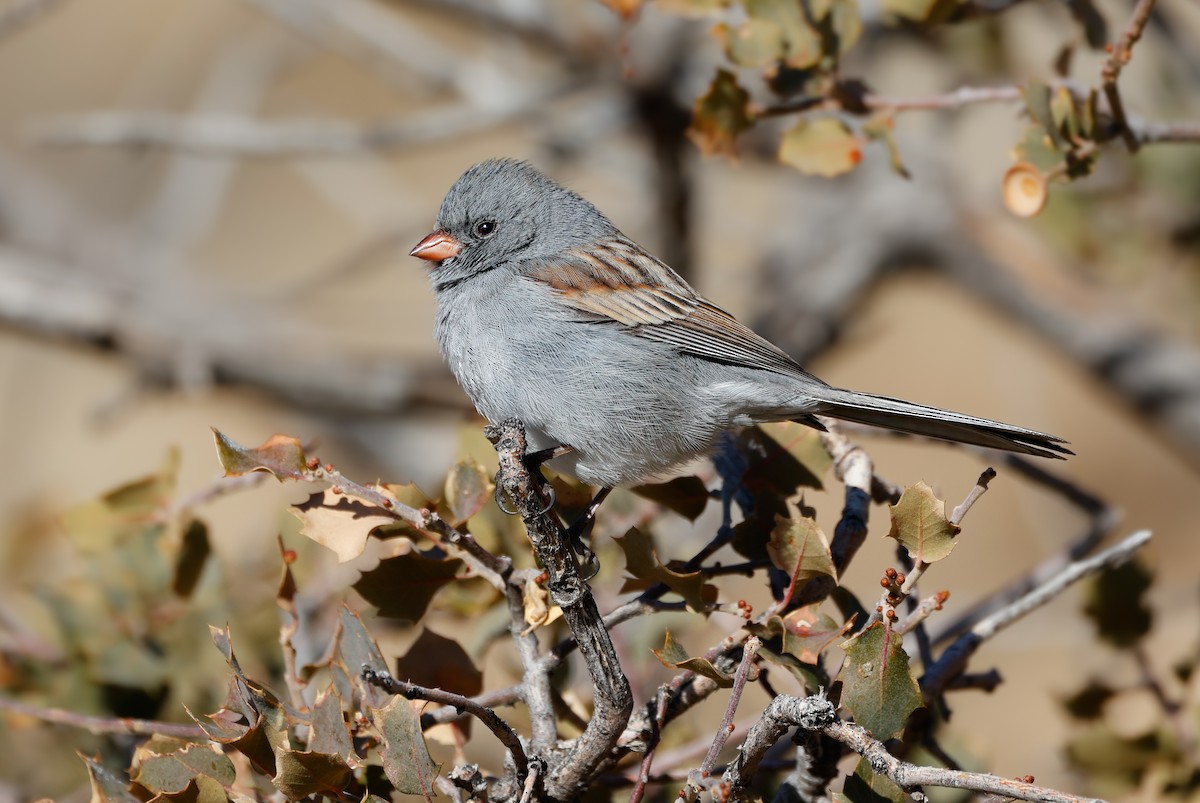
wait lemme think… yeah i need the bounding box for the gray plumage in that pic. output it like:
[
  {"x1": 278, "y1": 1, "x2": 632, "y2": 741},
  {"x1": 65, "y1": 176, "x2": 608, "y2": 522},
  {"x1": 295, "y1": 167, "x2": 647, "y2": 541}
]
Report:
[{"x1": 414, "y1": 159, "x2": 1070, "y2": 488}]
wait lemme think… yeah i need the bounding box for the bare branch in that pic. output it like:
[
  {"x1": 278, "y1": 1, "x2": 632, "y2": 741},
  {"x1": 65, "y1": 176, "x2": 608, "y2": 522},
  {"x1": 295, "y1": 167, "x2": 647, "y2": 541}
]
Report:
[
  {"x1": 0, "y1": 696, "x2": 205, "y2": 739},
  {"x1": 363, "y1": 666, "x2": 529, "y2": 779},
  {"x1": 699, "y1": 637, "x2": 761, "y2": 777},
  {"x1": 1100, "y1": 0, "x2": 1159, "y2": 151}
]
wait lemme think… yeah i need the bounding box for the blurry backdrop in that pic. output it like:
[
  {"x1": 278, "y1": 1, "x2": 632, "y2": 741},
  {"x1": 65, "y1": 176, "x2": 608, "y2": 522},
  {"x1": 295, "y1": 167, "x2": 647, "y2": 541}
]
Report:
[{"x1": 0, "y1": 0, "x2": 1198, "y2": 798}]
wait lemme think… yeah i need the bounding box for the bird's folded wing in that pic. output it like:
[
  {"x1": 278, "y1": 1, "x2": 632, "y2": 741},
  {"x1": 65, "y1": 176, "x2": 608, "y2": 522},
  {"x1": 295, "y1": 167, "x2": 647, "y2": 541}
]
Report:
[{"x1": 524, "y1": 240, "x2": 824, "y2": 383}]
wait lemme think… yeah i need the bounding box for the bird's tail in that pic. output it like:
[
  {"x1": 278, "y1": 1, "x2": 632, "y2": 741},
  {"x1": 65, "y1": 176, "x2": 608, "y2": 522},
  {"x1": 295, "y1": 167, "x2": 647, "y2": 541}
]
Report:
[{"x1": 811, "y1": 388, "x2": 1072, "y2": 459}]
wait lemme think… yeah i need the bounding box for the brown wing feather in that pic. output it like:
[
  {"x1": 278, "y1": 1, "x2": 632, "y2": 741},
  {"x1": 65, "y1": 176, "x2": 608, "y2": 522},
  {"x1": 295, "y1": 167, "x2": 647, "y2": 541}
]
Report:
[{"x1": 524, "y1": 239, "x2": 824, "y2": 383}]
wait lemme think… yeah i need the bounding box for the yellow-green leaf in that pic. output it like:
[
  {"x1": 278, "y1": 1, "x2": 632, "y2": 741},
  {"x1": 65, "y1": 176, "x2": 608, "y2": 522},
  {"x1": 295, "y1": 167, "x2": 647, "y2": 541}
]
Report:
[
  {"x1": 443, "y1": 459, "x2": 494, "y2": 525},
  {"x1": 212, "y1": 430, "x2": 308, "y2": 482},
  {"x1": 768, "y1": 497, "x2": 836, "y2": 599},
  {"x1": 886, "y1": 481, "x2": 959, "y2": 563},
  {"x1": 689, "y1": 69, "x2": 754, "y2": 158},
  {"x1": 838, "y1": 622, "x2": 922, "y2": 739},
  {"x1": 652, "y1": 630, "x2": 734, "y2": 687},
  {"x1": 779, "y1": 117, "x2": 863, "y2": 177}
]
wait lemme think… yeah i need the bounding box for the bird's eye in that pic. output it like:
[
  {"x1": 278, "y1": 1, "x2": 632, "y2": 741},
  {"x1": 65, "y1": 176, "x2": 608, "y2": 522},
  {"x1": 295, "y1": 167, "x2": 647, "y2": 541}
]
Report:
[{"x1": 475, "y1": 220, "x2": 496, "y2": 238}]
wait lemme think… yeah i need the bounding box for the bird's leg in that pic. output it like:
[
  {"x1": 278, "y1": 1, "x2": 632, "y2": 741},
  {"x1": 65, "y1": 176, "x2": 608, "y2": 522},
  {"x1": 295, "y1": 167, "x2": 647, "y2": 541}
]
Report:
[{"x1": 563, "y1": 486, "x2": 613, "y2": 579}]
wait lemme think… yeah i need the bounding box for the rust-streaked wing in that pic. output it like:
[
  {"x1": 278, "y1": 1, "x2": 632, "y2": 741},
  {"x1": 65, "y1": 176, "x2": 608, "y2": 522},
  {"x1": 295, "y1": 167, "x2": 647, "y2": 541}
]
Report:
[{"x1": 524, "y1": 238, "x2": 825, "y2": 384}]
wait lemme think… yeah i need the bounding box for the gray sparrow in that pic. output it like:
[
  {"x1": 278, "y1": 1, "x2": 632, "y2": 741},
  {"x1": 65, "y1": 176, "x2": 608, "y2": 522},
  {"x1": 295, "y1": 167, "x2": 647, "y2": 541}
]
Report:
[{"x1": 411, "y1": 159, "x2": 1069, "y2": 489}]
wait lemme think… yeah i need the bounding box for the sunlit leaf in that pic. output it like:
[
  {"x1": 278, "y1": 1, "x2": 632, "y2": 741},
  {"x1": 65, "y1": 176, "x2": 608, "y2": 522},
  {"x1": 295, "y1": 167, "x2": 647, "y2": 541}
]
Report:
[
  {"x1": 886, "y1": 482, "x2": 959, "y2": 564},
  {"x1": 308, "y1": 686, "x2": 356, "y2": 765},
  {"x1": 689, "y1": 69, "x2": 754, "y2": 158},
  {"x1": 212, "y1": 430, "x2": 308, "y2": 481},
  {"x1": 838, "y1": 622, "x2": 922, "y2": 739},
  {"x1": 768, "y1": 498, "x2": 836, "y2": 602},
  {"x1": 272, "y1": 749, "x2": 351, "y2": 801},
  {"x1": 745, "y1": 0, "x2": 821, "y2": 68},
  {"x1": 133, "y1": 742, "x2": 235, "y2": 794},
  {"x1": 652, "y1": 630, "x2": 734, "y2": 687},
  {"x1": 443, "y1": 460, "x2": 493, "y2": 526},
  {"x1": 353, "y1": 548, "x2": 462, "y2": 622},
  {"x1": 779, "y1": 117, "x2": 863, "y2": 177},
  {"x1": 716, "y1": 18, "x2": 786, "y2": 69},
  {"x1": 290, "y1": 489, "x2": 397, "y2": 563},
  {"x1": 334, "y1": 606, "x2": 390, "y2": 709},
  {"x1": 615, "y1": 528, "x2": 718, "y2": 612}
]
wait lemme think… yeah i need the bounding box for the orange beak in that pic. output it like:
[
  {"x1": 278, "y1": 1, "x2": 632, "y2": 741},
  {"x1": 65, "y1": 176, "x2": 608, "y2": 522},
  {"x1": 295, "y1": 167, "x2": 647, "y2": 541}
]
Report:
[{"x1": 410, "y1": 230, "x2": 463, "y2": 262}]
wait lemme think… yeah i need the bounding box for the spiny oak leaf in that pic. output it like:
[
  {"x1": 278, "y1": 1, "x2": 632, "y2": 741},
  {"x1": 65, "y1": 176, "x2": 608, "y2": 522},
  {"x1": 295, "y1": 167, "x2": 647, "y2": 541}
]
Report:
[
  {"x1": 353, "y1": 548, "x2": 463, "y2": 622},
  {"x1": 887, "y1": 482, "x2": 959, "y2": 564},
  {"x1": 374, "y1": 696, "x2": 440, "y2": 799},
  {"x1": 395, "y1": 628, "x2": 483, "y2": 698},
  {"x1": 768, "y1": 497, "x2": 836, "y2": 601},
  {"x1": 290, "y1": 489, "x2": 398, "y2": 563},
  {"x1": 334, "y1": 606, "x2": 390, "y2": 709},
  {"x1": 212, "y1": 430, "x2": 308, "y2": 482},
  {"x1": 615, "y1": 528, "x2": 718, "y2": 612},
  {"x1": 271, "y1": 748, "x2": 352, "y2": 801},
  {"x1": 443, "y1": 459, "x2": 493, "y2": 526},
  {"x1": 80, "y1": 753, "x2": 142, "y2": 803},
  {"x1": 652, "y1": 630, "x2": 734, "y2": 687},
  {"x1": 308, "y1": 686, "x2": 357, "y2": 766},
  {"x1": 132, "y1": 742, "x2": 235, "y2": 795},
  {"x1": 838, "y1": 622, "x2": 922, "y2": 740}
]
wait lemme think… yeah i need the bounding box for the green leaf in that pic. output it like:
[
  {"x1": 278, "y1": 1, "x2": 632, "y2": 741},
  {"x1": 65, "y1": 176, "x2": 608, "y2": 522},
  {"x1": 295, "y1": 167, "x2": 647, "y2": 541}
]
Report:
[
  {"x1": 689, "y1": 69, "x2": 754, "y2": 158},
  {"x1": 615, "y1": 528, "x2": 718, "y2": 612},
  {"x1": 272, "y1": 749, "x2": 351, "y2": 801},
  {"x1": 886, "y1": 482, "x2": 959, "y2": 564},
  {"x1": 443, "y1": 459, "x2": 493, "y2": 525},
  {"x1": 1084, "y1": 559, "x2": 1153, "y2": 648},
  {"x1": 716, "y1": 18, "x2": 786, "y2": 69},
  {"x1": 760, "y1": 422, "x2": 832, "y2": 486},
  {"x1": 334, "y1": 606, "x2": 391, "y2": 709},
  {"x1": 749, "y1": 606, "x2": 852, "y2": 665},
  {"x1": 862, "y1": 114, "x2": 911, "y2": 179},
  {"x1": 80, "y1": 754, "x2": 143, "y2": 803},
  {"x1": 374, "y1": 697, "x2": 439, "y2": 798},
  {"x1": 779, "y1": 118, "x2": 863, "y2": 177},
  {"x1": 212, "y1": 429, "x2": 308, "y2": 481},
  {"x1": 652, "y1": 630, "x2": 734, "y2": 686},
  {"x1": 843, "y1": 758, "x2": 906, "y2": 802},
  {"x1": 631, "y1": 476, "x2": 710, "y2": 521},
  {"x1": 133, "y1": 743, "x2": 236, "y2": 794},
  {"x1": 1022, "y1": 82, "x2": 1068, "y2": 152},
  {"x1": 838, "y1": 623, "x2": 922, "y2": 740},
  {"x1": 768, "y1": 497, "x2": 836, "y2": 599},
  {"x1": 353, "y1": 549, "x2": 463, "y2": 622},
  {"x1": 308, "y1": 686, "x2": 357, "y2": 764}
]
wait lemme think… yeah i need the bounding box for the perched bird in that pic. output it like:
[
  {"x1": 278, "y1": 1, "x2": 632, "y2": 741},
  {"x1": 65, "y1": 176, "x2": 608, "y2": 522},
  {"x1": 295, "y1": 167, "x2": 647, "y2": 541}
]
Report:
[{"x1": 411, "y1": 159, "x2": 1069, "y2": 491}]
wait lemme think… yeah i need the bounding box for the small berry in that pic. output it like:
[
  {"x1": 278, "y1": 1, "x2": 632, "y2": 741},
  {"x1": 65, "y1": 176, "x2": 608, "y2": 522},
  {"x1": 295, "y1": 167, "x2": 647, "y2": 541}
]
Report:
[
  {"x1": 331, "y1": 485, "x2": 343, "y2": 495},
  {"x1": 885, "y1": 568, "x2": 897, "y2": 579}
]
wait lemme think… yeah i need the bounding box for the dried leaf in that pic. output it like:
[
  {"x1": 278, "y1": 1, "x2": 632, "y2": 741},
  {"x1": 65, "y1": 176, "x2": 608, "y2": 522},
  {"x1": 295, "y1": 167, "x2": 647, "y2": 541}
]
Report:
[
  {"x1": 212, "y1": 430, "x2": 308, "y2": 481},
  {"x1": 715, "y1": 18, "x2": 786, "y2": 69},
  {"x1": 80, "y1": 754, "x2": 142, "y2": 803},
  {"x1": 290, "y1": 489, "x2": 397, "y2": 563},
  {"x1": 768, "y1": 497, "x2": 836, "y2": 598},
  {"x1": 334, "y1": 606, "x2": 390, "y2": 709},
  {"x1": 689, "y1": 69, "x2": 754, "y2": 158},
  {"x1": 631, "y1": 475, "x2": 710, "y2": 521},
  {"x1": 838, "y1": 622, "x2": 922, "y2": 740},
  {"x1": 615, "y1": 528, "x2": 718, "y2": 612},
  {"x1": 443, "y1": 460, "x2": 493, "y2": 526},
  {"x1": 751, "y1": 606, "x2": 853, "y2": 665},
  {"x1": 272, "y1": 749, "x2": 351, "y2": 801},
  {"x1": 652, "y1": 630, "x2": 734, "y2": 687},
  {"x1": 886, "y1": 482, "x2": 959, "y2": 564},
  {"x1": 522, "y1": 573, "x2": 560, "y2": 630},
  {"x1": 1022, "y1": 82, "x2": 1068, "y2": 152},
  {"x1": 353, "y1": 549, "x2": 463, "y2": 622},
  {"x1": 779, "y1": 117, "x2": 863, "y2": 177},
  {"x1": 374, "y1": 696, "x2": 439, "y2": 798}
]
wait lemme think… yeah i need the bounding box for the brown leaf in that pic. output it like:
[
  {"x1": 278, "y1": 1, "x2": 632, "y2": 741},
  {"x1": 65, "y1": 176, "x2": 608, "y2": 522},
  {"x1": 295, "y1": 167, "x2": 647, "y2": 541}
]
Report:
[
  {"x1": 443, "y1": 459, "x2": 494, "y2": 525},
  {"x1": 779, "y1": 117, "x2": 863, "y2": 177},
  {"x1": 171, "y1": 518, "x2": 210, "y2": 598},
  {"x1": 394, "y1": 628, "x2": 483, "y2": 698},
  {"x1": 212, "y1": 430, "x2": 308, "y2": 481},
  {"x1": 652, "y1": 630, "x2": 734, "y2": 687},
  {"x1": 886, "y1": 482, "x2": 959, "y2": 564},
  {"x1": 353, "y1": 548, "x2": 463, "y2": 622},
  {"x1": 689, "y1": 69, "x2": 754, "y2": 158},
  {"x1": 615, "y1": 528, "x2": 718, "y2": 612},
  {"x1": 290, "y1": 489, "x2": 397, "y2": 563},
  {"x1": 768, "y1": 497, "x2": 836, "y2": 601},
  {"x1": 631, "y1": 475, "x2": 710, "y2": 521}
]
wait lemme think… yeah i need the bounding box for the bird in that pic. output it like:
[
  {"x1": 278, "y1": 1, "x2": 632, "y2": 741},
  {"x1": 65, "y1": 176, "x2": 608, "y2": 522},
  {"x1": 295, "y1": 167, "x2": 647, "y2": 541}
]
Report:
[{"x1": 410, "y1": 158, "x2": 1070, "y2": 493}]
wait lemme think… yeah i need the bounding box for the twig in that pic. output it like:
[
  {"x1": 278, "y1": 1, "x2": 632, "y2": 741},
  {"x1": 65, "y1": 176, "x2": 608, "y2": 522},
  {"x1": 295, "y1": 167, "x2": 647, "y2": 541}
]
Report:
[
  {"x1": 729, "y1": 694, "x2": 1102, "y2": 802},
  {"x1": 486, "y1": 419, "x2": 633, "y2": 802},
  {"x1": 1100, "y1": 0, "x2": 1158, "y2": 152},
  {"x1": 505, "y1": 572, "x2": 557, "y2": 754},
  {"x1": 893, "y1": 591, "x2": 951, "y2": 636},
  {"x1": 922, "y1": 529, "x2": 1152, "y2": 698},
  {"x1": 362, "y1": 666, "x2": 529, "y2": 778},
  {"x1": 629, "y1": 687, "x2": 671, "y2": 803},
  {"x1": 699, "y1": 637, "x2": 761, "y2": 777},
  {"x1": 0, "y1": 696, "x2": 205, "y2": 739}
]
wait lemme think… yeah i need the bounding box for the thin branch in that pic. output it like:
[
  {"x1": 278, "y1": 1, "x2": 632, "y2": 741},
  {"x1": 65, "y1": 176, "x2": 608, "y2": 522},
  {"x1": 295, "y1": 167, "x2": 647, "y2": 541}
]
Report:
[
  {"x1": 922, "y1": 529, "x2": 1152, "y2": 698},
  {"x1": 728, "y1": 693, "x2": 1102, "y2": 802},
  {"x1": 0, "y1": 696, "x2": 205, "y2": 739},
  {"x1": 362, "y1": 666, "x2": 529, "y2": 778},
  {"x1": 506, "y1": 571, "x2": 557, "y2": 754},
  {"x1": 1100, "y1": 0, "x2": 1158, "y2": 151},
  {"x1": 699, "y1": 637, "x2": 762, "y2": 777}
]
